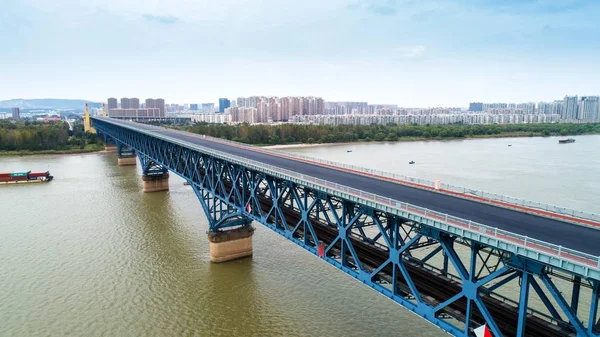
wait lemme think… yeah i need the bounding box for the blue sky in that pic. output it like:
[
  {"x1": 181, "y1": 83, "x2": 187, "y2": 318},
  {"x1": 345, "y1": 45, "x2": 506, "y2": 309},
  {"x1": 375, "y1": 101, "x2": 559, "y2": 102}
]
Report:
[{"x1": 1, "y1": 0, "x2": 599, "y2": 107}]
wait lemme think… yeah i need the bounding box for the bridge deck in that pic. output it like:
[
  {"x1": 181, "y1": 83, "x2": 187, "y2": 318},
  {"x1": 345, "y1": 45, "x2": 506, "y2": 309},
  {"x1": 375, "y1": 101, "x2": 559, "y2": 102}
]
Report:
[{"x1": 106, "y1": 119, "x2": 600, "y2": 257}]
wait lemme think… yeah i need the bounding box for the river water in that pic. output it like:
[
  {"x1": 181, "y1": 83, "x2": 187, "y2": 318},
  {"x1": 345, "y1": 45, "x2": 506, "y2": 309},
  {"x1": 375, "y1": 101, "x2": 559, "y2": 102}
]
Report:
[{"x1": 1, "y1": 135, "x2": 598, "y2": 337}]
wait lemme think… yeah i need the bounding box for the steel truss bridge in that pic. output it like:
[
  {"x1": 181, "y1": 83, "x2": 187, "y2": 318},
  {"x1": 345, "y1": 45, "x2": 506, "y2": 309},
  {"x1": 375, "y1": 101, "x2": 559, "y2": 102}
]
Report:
[{"x1": 92, "y1": 116, "x2": 600, "y2": 337}]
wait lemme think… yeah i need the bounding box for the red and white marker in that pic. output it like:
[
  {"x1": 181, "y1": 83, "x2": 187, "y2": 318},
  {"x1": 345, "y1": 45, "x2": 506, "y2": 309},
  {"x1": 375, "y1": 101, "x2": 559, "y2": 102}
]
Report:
[{"x1": 474, "y1": 324, "x2": 492, "y2": 337}]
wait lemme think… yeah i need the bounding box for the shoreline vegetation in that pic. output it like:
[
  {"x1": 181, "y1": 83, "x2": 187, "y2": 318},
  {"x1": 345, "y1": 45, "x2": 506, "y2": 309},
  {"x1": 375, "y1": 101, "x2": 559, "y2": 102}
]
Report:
[
  {"x1": 0, "y1": 120, "x2": 103, "y2": 157},
  {"x1": 183, "y1": 122, "x2": 600, "y2": 148},
  {"x1": 2, "y1": 121, "x2": 599, "y2": 156},
  {"x1": 260, "y1": 132, "x2": 589, "y2": 149},
  {"x1": 0, "y1": 143, "x2": 105, "y2": 157}
]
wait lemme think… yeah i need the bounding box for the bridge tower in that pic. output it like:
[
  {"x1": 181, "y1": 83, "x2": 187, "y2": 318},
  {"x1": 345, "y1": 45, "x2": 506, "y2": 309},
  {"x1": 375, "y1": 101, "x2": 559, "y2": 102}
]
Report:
[{"x1": 83, "y1": 103, "x2": 96, "y2": 134}]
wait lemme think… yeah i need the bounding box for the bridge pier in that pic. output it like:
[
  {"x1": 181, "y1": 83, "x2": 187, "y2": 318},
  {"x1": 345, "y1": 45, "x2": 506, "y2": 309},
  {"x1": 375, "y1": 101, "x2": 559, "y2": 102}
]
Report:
[
  {"x1": 117, "y1": 143, "x2": 136, "y2": 166},
  {"x1": 141, "y1": 173, "x2": 169, "y2": 192},
  {"x1": 103, "y1": 134, "x2": 117, "y2": 152},
  {"x1": 207, "y1": 226, "x2": 254, "y2": 263},
  {"x1": 118, "y1": 154, "x2": 137, "y2": 166},
  {"x1": 137, "y1": 154, "x2": 169, "y2": 192}
]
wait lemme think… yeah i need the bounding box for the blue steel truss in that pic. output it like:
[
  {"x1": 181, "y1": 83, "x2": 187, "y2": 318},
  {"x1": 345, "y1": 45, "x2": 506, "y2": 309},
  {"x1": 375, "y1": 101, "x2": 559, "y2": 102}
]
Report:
[
  {"x1": 116, "y1": 142, "x2": 135, "y2": 157},
  {"x1": 92, "y1": 117, "x2": 600, "y2": 337}
]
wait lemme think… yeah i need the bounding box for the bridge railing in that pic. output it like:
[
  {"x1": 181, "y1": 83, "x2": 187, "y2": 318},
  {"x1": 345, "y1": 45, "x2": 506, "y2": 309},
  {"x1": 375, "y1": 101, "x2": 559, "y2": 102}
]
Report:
[
  {"x1": 194, "y1": 133, "x2": 600, "y2": 225},
  {"x1": 439, "y1": 183, "x2": 600, "y2": 221},
  {"x1": 97, "y1": 119, "x2": 600, "y2": 278}
]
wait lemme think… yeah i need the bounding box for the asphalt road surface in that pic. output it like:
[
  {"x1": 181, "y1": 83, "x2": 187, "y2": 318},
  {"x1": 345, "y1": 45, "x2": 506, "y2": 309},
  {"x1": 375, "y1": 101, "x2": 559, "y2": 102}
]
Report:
[{"x1": 98, "y1": 118, "x2": 600, "y2": 256}]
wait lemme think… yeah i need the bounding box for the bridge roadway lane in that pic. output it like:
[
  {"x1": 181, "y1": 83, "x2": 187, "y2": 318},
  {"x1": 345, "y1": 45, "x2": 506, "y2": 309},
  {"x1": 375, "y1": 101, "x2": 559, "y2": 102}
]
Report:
[{"x1": 114, "y1": 120, "x2": 600, "y2": 256}]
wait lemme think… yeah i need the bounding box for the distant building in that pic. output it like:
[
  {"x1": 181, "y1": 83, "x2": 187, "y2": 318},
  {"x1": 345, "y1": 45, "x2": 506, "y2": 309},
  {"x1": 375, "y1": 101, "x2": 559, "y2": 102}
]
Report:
[
  {"x1": 11, "y1": 108, "x2": 20, "y2": 120},
  {"x1": 155, "y1": 98, "x2": 165, "y2": 116},
  {"x1": 201, "y1": 103, "x2": 215, "y2": 111},
  {"x1": 469, "y1": 102, "x2": 483, "y2": 112},
  {"x1": 192, "y1": 113, "x2": 232, "y2": 124},
  {"x1": 130, "y1": 98, "x2": 140, "y2": 109},
  {"x1": 579, "y1": 96, "x2": 599, "y2": 121},
  {"x1": 562, "y1": 95, "x2": 578, "y2": 120},
  {"x1": 482, "y1": 103, "x2": 508, "y2": 110},
  {"x1": 107, "y1": 98, "x2": 118, "y2": 111},
  {"x1": 219, "y1": 98, "x2": 231, "y2": 113},
  {"x1": 120, "y1": 98, "x2": 130, "y2": 109},
  {"x1": 517, "y1": 102, "x2": 536, "y2": 114},
  {"x1": 145, "y1": 98, "x2": 166, "y2": 117},
  {"x1": 190, "y1": 104, "x2": 198, "y2": 111},
  {"x1": 108, "y1": 108, "x2": 161, "y2": 118}
]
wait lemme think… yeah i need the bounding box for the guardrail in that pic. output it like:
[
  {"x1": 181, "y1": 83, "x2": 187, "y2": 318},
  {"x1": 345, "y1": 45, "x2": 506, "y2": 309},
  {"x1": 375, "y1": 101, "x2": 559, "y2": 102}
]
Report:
[
  {"x1": 192, "y1": 133, "x2": 600, "y2": 224},
  {"x1": 96, "y1": 118, "x2": 600, "y2": 278},
  {"x1": 440, "y1": 183, "x2": 600, "y2": 222}
]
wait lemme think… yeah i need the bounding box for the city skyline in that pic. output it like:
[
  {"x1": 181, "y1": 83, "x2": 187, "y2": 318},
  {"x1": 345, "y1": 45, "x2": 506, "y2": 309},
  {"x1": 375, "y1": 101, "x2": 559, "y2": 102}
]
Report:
[{"x1": 2, "y1": 1, "x2": 600, "y2": 106}]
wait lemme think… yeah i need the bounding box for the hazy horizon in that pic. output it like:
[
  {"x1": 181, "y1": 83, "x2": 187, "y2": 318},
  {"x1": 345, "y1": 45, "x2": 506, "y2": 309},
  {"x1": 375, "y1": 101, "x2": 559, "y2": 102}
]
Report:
[{"x1": 2, "y1": 0, "x2": 599, "y2": 106}]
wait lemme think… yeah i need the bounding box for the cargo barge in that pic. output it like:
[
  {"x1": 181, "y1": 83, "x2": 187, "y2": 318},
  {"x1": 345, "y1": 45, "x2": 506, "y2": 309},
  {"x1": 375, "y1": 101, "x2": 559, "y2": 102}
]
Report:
[{"x1": 0, "y1": 171, "x2": 53, "y2": 184}]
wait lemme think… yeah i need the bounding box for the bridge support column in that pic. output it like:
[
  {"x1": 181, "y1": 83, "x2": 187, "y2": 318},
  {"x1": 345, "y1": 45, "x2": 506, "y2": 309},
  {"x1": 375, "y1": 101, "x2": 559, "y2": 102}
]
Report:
[
  {"x1": 207, "y1": 226, "x2": 254, "y2": 263},
  {"x1": 141, "y1": 173, "x2": 169, "y2": 192},
  {"x1": 190, "y1": 183, "x2": 254, "y2": 263},
  {"x1": 103, "y1": 134, "x2": 117, "y2": 152},
  {"x1": 116, "y1": 143, "x2": 136, "y2": 166},
  {"x1": 138, "y1": 154, "x2": 169, "y2": 192},
  {"x1": 118, "y1": 154, "x2": 137, "y2": 166}
]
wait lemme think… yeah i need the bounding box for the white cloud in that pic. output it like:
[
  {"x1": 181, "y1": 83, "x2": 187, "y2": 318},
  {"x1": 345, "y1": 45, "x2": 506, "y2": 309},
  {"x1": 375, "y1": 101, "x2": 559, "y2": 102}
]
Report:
[{"x1": 395, "y1": 45, "x2": 427, "y2": 59}]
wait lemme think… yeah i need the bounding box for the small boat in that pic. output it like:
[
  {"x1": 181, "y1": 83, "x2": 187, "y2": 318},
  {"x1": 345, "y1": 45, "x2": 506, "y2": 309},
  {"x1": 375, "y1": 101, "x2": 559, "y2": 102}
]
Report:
[
  {"x1": 558, "y1": 138, "x2": 575, "y2": 144},
  {"x1": 347, "y1": 150, "x2": 353, "y2": 153},
  {"x1": 409, "y1": 161, "x2": 415, "y2": 164},
  {"x1": 508, "y1": 144, "x2": 512, "y2": 147},
  {"x1": 183, "y1": 181, "x2": 191, "y2": 186}
]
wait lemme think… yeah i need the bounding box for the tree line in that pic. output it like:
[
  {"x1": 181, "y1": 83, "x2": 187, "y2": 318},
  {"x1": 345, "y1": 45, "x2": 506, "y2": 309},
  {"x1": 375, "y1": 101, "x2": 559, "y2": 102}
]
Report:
[
  {"x1": 0, "y1": 120, "x2": 99, "y2": 151},
  {"x1": 184, "y1": 122, "x2": 600, "y2": 145}
]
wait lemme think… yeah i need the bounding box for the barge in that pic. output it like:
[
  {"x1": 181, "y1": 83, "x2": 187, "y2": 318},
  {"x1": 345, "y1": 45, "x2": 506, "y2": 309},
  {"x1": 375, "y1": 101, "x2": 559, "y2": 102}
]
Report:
[{"x1": 0, "y1": 171, "x2": 53, "y2": 184}]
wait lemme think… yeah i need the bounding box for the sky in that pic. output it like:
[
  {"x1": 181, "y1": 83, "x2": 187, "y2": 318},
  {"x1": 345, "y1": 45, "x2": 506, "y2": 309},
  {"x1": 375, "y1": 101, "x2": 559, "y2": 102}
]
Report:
[{"x1": 1, "y1": 0, "x2": 599, "y2": 107}]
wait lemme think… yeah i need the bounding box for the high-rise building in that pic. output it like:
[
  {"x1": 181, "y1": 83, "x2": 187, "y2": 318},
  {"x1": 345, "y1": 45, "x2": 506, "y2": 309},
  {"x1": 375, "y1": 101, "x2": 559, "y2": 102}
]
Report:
[
  {"x1": 579, "y1": 96, "x2": 599, "y2": 121},
  {"x1": 11, "y1": 108, "x2": 20, "y2": 120},
  {"x1": 562, "y1": 95, "x2": 578, "y2": 120},
  {"x1": 219, "y1": 98, "x2": 231, "y2": 113},
  {"x1": 120, "y1": 98, "x2": 131, "y2": 109},
  {"x1": 108, "y1": 108, "x2": 161, "y2": 118},
  {"x1": 130, "y1": 98, "x2": 140, "y2": 109},
  {"x1": 190, "y1": 104, "x2": 198, "y2": 111},
  {"x1": 201, "y1": 103, "x2": 215, "y2": 111},
  {"x1": 551, "y1": 100, "x2": 563, "y2": 115},
  {"x1": 517, "y1": 102, "x2": 535, "y2": 114},
  {"x1": 145, "y1": 98, "x2": 165, "y2": 116},
  {"x1": 108, "y1": 98, "x2": 118, "y2": 111},
  {"x1": 145, "y1": 98, "x2": 155, "y2": 110},
  {"x1": 155, "y1": 98, "x2": 165, "y2": 116}
]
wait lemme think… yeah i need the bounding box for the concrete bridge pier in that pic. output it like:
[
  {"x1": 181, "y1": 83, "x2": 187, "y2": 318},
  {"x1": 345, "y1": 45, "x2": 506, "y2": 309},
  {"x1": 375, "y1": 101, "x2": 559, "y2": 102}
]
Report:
[
  {"x1": 103, "y1": 134, "x2": 117, "y2": 152},
  {"x1": 118, "y1": 153, "x2": 137, "y2": 166},
  {"x1": 141, "y1": 173, "x2": 170, "y2": 192},
  {"x1": 207, "y1": 226, "x2": 254, "y2": 263},
  {"x1": 117, "y1": 144, "x2": 137, "y2": 166}
]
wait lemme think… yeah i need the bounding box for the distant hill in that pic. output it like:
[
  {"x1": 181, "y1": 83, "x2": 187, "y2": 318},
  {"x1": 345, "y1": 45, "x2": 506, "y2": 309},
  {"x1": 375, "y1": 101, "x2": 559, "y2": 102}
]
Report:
[{"x1": 0, "y1": 99, "x2": 101, "y2": 110}]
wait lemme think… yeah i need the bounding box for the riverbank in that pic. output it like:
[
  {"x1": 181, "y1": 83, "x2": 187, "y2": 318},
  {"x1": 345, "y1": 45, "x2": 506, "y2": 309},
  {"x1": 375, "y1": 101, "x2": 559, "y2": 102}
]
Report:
[
  {"x1": 261, "y1": 132, "x2": 575, "y2": 149},
  {"x1": 0, "y1": 144, "x2": 105, "y2": 157}
]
